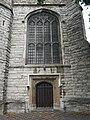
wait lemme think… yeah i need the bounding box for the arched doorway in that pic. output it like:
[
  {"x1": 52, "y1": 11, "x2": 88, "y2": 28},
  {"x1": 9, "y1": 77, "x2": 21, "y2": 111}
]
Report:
[{"x1": 36, "y1": 82, "x2": 53, "y2": 108}]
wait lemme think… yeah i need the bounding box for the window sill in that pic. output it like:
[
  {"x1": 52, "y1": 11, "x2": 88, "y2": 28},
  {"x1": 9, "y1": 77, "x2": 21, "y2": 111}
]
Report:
[{"x1": 9, "y1": 64, "x2": 71, "y2": 68}]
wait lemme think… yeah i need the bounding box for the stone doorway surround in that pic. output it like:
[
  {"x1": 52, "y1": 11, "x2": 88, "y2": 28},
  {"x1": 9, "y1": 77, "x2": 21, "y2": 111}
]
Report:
[{"x1": 27, "y1": 74, "x2": 61, "y2": 111}]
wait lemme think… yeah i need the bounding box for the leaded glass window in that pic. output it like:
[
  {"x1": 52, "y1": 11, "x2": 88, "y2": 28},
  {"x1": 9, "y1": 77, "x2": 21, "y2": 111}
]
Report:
[
  {"x1": 26, "y1": 11, "x2": 60, "y2": 64},
  {"x1": 44, "y1": 44, "x2": 51, "y2": 64},
  {"x1": 53, "y1": 43, "x2": 60, "y2": 64},
  {"x1": 36, "y1": 44, "x2": 43, "y2": 64},
  {"x1": 28, "y1": 44, "x2": 35, "y2": 64}
]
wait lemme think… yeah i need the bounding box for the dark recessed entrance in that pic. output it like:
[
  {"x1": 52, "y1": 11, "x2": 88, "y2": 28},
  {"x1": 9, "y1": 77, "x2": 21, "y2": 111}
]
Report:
[{"x1": 36, "y1": 82, "x2": 53, "y2": 108}]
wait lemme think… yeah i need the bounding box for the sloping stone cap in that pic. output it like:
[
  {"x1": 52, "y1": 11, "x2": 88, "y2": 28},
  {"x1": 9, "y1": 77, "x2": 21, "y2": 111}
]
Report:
[
  {"x1": 63, "y1": 98, "x2": 90, "y2": 104},
  {"x1": 0, "y1": 0, "x2": 12, "y2": 9}
]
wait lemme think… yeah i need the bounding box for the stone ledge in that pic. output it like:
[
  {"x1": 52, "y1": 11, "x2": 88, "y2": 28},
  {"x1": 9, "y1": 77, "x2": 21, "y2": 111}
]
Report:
[
  {"x1": 13, "y1": 3, "x2": 66, "y2": 7},
  {"x1": 63, "y1": 98, "x2": 90, "y2": 104},
  {"x1": 9, "y1": 64, "x2": 71, "y2": 68}
]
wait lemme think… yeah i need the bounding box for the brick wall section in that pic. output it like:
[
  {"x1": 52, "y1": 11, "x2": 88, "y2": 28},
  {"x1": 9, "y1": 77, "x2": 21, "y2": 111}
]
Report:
[{"x1": 0, "y1": 1, "x2": 13, "y2": 114}]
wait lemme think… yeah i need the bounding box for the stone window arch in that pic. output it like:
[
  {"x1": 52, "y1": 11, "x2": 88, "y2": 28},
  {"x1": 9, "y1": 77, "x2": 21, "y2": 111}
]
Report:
[{"x1": 26, "y1": 10, "x2": 61, "y2": 64}]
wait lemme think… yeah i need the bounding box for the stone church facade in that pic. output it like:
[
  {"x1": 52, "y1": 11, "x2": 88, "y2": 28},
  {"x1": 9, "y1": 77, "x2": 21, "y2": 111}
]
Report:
[{"x1": 0, "y1": 0, "x2": 90, "y2": 114}]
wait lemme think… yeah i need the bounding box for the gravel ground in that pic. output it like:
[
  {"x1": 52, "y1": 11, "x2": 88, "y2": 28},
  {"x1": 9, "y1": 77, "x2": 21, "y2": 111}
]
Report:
[{"x1": 0, "y1": 111, "x2": 90, "y2": 120}]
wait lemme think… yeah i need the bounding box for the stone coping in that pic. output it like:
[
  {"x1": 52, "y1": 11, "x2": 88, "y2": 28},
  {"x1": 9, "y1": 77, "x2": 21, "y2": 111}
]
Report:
[
  {"x1": 9, "y1": 64, "x2": 71, "y2": 68},
  {"x1": 13, "y1": 3, "x2": 66, "y2": 7}
]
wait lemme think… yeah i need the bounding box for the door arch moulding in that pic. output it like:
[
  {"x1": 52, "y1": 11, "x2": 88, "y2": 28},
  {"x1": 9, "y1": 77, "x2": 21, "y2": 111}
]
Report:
[{"x1": 27, "y1": 73, "x2": 61, "y2": 111}]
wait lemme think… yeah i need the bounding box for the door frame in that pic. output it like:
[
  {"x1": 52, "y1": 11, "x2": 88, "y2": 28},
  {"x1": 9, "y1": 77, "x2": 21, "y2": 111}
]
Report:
[{"x1": 28, "y1": 74, "x2": 61, "y2": 111}]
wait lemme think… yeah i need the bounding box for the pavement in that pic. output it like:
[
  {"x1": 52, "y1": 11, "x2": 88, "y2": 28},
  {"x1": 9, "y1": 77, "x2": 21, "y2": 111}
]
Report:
[{"x1": 0, "y1": 111, "x2": 90, "y2": 120}]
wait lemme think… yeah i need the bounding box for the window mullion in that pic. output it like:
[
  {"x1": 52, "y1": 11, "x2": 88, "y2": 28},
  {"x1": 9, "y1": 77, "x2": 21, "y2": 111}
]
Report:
[
  {"x1": 43, "y1": 20, "x2": 44, "y2": 64},
  {"x1": 35, "y1": 21, "x2": 37, "y2": 64},
  {"x1": 26, "y1": 29, "x2": 28, "y2": 64},
  {"x1": 50, "y1": 22, "x2": 53, "y2": 64}
]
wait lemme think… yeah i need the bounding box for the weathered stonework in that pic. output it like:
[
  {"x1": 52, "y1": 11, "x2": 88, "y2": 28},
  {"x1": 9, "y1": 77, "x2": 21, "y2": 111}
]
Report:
[
  {"x1": 0, "y1": 0, "x2": 13, "y2": 114},
  {"x1": 64, "y1": 2, "x2": 90, "y2": 112},
  {"x1": 0, "y1": 0, "x2": 90, "y2": 115},
  {"x1": 13, "y1": 0, "x2": 67, "y2": 4}
]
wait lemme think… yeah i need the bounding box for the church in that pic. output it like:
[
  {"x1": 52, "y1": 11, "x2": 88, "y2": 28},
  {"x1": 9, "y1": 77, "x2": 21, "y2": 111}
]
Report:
[{"x1": 0, "y1": 0, "x2": 90, "y2": 114}]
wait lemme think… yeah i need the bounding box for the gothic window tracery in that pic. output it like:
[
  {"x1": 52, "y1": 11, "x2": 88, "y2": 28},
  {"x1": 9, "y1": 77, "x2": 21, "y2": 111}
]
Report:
[{"x1": 26, "y1": 11, "x2": 60, "y2": 64}]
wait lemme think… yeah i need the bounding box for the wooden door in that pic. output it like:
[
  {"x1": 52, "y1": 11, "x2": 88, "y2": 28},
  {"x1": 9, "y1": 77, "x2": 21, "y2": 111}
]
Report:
[{"x1": 36, "y1": 82, "x2": 53, "y2": 108}]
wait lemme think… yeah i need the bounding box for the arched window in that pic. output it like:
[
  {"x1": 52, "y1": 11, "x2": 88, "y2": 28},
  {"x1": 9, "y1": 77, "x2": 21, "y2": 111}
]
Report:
[{"x1": 26, "y1": 11, "x2": 61, "y2": 64}]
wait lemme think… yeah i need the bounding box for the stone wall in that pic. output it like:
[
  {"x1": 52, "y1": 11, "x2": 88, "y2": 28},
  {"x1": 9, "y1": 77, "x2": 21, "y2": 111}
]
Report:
[
  {"x1": 7, "y1": 0, "x2": 90, "y2": 113},
  {"x1": 0, "y1": 1, "x2": 13, "y2": 114},
  {"x1": 7, "y1": 2, "x2": 67, "y2": 112},
  {"x1": 62, "y1": 2, "x2": 90, "y2": 112},
  {"x1": 0, "y1": 0, "x2": 90, "y2": 114}
]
